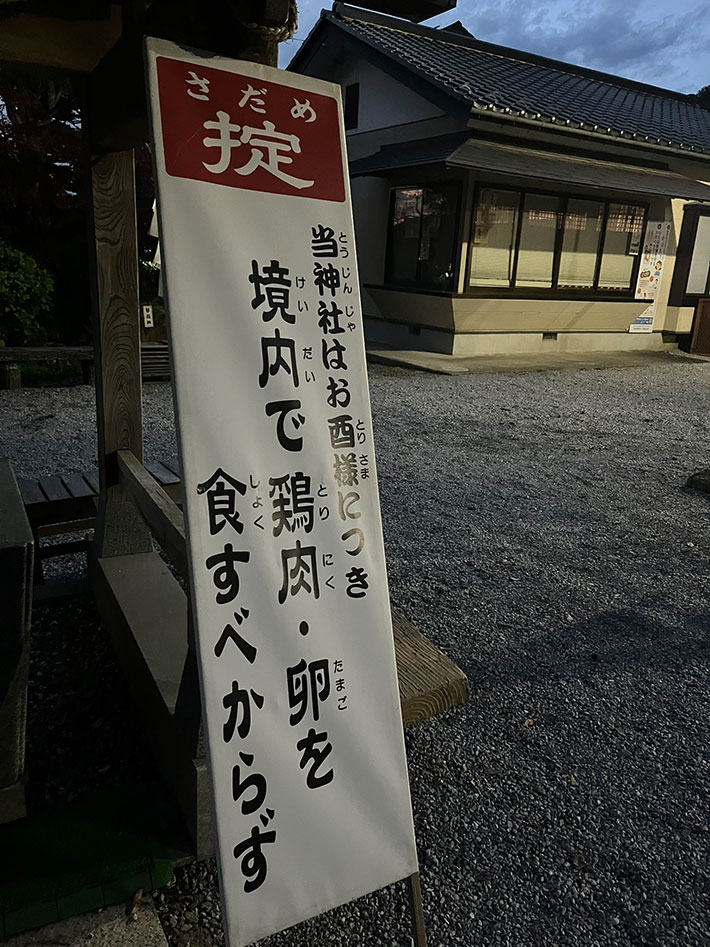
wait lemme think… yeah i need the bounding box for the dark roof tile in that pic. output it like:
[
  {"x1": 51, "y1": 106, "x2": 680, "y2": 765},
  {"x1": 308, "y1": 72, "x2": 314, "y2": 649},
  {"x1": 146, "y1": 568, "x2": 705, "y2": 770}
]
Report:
[{"x1": 331, "y1": 10, "x2": 710, "y2": 154}]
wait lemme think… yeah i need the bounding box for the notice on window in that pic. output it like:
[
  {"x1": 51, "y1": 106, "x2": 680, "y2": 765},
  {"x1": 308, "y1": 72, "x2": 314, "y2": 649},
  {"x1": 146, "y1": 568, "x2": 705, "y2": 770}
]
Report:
[
  {"x1": 145, "y1": 38, "x2": 418, "y2": 947},
  {"x1": 630, "y1": 220, "x2": 671, "y2": 333}
]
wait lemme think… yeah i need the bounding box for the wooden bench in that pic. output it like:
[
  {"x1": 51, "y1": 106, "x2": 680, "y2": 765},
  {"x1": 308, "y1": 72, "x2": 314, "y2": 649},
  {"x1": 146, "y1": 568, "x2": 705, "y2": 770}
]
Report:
[
  {"x1": 0, "y1": 344, "x2": 172, "y2": 389},
  {"x1": 0, "y1": 346, "x2": 95, "y2": 389},
  {"x1": 17, "y1": 461, "x2": 180, "y2": 598},
  {"x1": 18, "y1": 460, "x2": 181, "y2": 530},
  {"x1": 140, "y1": 342, "x2": 172, "y2": 380}
]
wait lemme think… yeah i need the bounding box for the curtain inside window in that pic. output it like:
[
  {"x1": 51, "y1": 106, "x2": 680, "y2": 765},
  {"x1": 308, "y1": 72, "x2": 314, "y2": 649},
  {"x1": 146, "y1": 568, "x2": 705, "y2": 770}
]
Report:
[
  {"x1": 558, "y1": 199, "x2": 604, "y2": 288},
  {"x1": 389, "y1": 188, "x2": 422, "y2": 283},
  {"x1": 598, "y1": 203, "x2": 645, "y2": 290},
  {"x1": 515, "y1": 194, "x2": 561, "y2": 288},
  {"x1": 469, "y1": 188, "x2": 519, "y2": 287},
  {"x1": 419, "y1": 185, "x2": 459, "y2": 291}
]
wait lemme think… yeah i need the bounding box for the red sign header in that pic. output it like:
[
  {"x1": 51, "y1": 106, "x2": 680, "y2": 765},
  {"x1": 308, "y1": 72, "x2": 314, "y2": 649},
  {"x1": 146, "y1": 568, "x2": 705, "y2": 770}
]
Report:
[{"x1": 156, "y1": 56, "x2": 346, "y2": 203}]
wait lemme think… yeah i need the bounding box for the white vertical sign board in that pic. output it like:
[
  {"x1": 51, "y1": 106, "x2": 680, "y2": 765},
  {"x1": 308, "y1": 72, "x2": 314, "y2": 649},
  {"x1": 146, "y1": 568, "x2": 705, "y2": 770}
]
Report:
[
  {"x1": 145, "y1": 39, "x2": 418, "y2": 947},
  {"x1": 630, "y1": 221, "x2": 671, "y2": 333}
]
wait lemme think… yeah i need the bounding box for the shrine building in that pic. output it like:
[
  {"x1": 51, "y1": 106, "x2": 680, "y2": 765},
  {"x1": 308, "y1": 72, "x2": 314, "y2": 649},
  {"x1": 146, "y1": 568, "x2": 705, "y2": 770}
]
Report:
[{"x1": 291, "y1": 3, "x2": 710, "y2": 356}]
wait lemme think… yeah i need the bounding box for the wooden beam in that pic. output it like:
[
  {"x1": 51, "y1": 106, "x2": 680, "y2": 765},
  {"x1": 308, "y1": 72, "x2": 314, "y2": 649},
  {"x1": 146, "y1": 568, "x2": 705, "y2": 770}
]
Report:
[
  {"x1": 393, "y1": 609, "x2": 469, "y2": 726},
  {"x1": 117, "y1": 448, "x2": 189, "y2": 579},
  {"x1": 91, "y1": 550, "x2": 214, "y2": 858},
  {"x1": 0, "y1": 346, "x2": 93, "y2": 362},
  {"x1": 0, "y1": 7, "x2": 121, "y2": 72},
  {"x1": 89, "y1": 149, "x2": 151, "y2": 557},
  {"x1": 87, "y1": 33, "x2": 147, "y2": 152},
  {"x1": 237, "y1": 0, "x2": 291, "y2": 67},
  {"x1": 86, "y1": 1, "x2": 289, "y2": 151}
]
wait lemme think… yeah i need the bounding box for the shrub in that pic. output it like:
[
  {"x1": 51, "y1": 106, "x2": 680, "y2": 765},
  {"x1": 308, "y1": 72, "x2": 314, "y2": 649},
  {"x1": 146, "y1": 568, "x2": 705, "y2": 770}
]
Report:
[{"x1": 0, "y1": 240, "x2": 53, "y2": 345}]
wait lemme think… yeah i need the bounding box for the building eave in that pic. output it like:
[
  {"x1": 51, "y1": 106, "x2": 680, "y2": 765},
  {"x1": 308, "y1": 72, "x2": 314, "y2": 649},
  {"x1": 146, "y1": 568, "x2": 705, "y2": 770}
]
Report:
[{"x1": 309, "y1": 4, "x2": 710, "y2": 160}]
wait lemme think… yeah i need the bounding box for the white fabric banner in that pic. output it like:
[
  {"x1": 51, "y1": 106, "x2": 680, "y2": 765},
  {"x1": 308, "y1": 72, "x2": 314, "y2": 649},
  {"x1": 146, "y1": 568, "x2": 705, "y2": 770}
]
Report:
[
  {"x1": 630, "y1": 220, "x2": 671, "y2": 333},
  {"x1": 145, "y1": 38, "x2": 418, "y2": 947}
]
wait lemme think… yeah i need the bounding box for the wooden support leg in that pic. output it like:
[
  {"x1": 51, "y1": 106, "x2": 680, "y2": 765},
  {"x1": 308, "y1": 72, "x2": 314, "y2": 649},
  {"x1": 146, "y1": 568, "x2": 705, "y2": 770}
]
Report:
[
  {"x1": 174, "y1": 609, "x2": 203, "y2": 757},
  {"x1": 86, "y1": 148, "x2": 210, "y2": 854},
  {"x1": 407, "y1": 872, "x2": 427, "y2": 947},
  {"x1": 88, "y1": 149, "x2": 151, "y2": 557}
]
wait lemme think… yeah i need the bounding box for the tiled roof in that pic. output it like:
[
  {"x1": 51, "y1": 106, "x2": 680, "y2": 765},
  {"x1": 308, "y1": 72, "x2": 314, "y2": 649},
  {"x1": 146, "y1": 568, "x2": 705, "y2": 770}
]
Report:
[{"x1": 327, "y1": 6, "x2": 710, "y2": 156}]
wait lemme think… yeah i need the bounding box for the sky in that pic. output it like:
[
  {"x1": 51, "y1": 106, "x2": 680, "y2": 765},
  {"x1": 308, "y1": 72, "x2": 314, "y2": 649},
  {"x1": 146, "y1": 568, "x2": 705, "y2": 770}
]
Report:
[{"x1": 282, "y1": 0, "x2": 710, "y2": 96}]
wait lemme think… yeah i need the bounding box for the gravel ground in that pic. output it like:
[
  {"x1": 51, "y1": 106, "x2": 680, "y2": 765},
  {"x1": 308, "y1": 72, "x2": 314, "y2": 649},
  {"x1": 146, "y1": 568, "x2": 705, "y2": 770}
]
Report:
[{"x1": 3, "y1": 358, "x2": 710, "y2": 947}]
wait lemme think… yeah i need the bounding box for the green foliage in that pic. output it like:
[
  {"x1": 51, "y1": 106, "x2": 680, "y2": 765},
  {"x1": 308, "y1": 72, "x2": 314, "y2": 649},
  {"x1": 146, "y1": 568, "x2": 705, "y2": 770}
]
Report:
[
  {"x1": 0, "y1": 241, "x2": 53, "y2": 345},
  {"x1": 697, "y1": 85, "x2": 710, "y2": 109}
]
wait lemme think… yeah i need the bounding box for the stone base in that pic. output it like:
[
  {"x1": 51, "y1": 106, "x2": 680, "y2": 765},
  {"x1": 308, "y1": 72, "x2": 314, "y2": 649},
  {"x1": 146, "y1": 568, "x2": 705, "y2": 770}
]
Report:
[
  {"x1": 364, "y1": 317, "x2": 679, "y2": 358},
  {"x1": 5, "y1": 897, "x2": 169, "y2": 947},
  {"x1": 0, "y1": 779, "x2": 26, "y2": 826}
]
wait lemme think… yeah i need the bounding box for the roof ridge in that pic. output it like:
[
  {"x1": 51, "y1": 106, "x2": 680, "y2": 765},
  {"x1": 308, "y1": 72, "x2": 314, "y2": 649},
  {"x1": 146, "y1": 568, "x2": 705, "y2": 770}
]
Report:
[{"x1": 330, "y1": 3, "x2": 701, "y2": 107}]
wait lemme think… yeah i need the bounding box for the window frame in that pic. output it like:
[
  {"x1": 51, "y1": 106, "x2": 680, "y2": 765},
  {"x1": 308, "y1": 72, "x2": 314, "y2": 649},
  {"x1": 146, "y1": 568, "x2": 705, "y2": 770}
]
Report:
[
  {"x1": 668, "y1": 203, "x2": 710, "y2": 306},
  {"x1": 384, "y1": 181, "x2": 463, "y2": 292},
  {"x1": 466, "y1": 181, "x2": 649, "y2": 299},
  {"x1": 344, "y1": 83, "x2": 360, "y2": 132}
]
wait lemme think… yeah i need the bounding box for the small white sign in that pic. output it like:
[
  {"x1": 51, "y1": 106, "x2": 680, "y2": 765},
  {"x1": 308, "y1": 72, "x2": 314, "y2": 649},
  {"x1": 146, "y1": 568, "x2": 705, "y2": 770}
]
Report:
[
  {"x1": 146, "y1": 38, "x2": 418, "y2": 947},
  {"x1": 142, "y1": 304, "x2": 154, "y2": 328}
]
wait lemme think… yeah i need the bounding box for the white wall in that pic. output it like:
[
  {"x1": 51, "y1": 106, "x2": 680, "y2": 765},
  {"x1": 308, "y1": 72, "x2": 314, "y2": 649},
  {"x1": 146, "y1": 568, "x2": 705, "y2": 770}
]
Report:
[{"x1": 301, "y1": 46, "x2": 445, "y2": 135}]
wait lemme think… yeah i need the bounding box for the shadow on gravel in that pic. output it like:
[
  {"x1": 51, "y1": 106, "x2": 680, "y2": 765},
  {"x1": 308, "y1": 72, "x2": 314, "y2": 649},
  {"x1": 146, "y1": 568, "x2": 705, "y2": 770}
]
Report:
[
  {"x1": 464, "y1": 607, "x2": 710, "y2": 692},
  {"x1": 26, "y1": 595, "x2": 168, "y2": 812}
]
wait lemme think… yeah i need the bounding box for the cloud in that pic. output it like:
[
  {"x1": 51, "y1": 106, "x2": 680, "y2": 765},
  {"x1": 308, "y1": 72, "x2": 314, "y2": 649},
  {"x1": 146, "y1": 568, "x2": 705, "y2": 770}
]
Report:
[
  {"x1": 286, "y1": 0, "x2": 710, "y2": 94},
  {"x1": 458, "y1": 0, "x2": 710, "y2": 92}
]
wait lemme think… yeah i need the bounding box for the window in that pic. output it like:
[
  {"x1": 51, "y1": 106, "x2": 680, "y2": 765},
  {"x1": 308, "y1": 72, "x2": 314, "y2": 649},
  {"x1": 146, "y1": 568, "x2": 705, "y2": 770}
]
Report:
[
  {"x1": 558, "y1": 199, "x2": 604, "y2": 289},
  {"x1": 469, "y1": 187, "x2": 645, "y2": 295},
  {"x1": 387, "y1": 184, "x2": 459, "y2": 290},
  {"x1": 687, "y1": 216, "x2": 710, "y2": 295},
  {"x1": 516, "y1": 193, "x2": 561, "y2": 288},
  {"x1": 344, "y1": 83, "x2": 359, "y2": 131},
  {"x1": 668, "y1": 206, "x2": 710, "y2": 306},
  {"x1": 598, "y1": 203, "x2": 646, "y2": 290},
  {"x1": 469, "y1": 188, "x2": 518, "y2": 286}
]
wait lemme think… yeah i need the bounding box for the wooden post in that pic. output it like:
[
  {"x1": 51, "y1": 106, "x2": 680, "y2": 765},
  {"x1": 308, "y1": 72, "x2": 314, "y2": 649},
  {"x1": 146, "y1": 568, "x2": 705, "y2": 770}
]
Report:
[
  {"x1": 407, "y1": 873, "x2": 428, "y2": 947},
  {"x1": 89, "y1": 149, "x2": 151, "y2": 557},
  {"x1": 0, "y1": 458, "x2": 33, "y2": 825},
  {"x1": 0, "y1": 363, "x2": 21, "y2": 389}
]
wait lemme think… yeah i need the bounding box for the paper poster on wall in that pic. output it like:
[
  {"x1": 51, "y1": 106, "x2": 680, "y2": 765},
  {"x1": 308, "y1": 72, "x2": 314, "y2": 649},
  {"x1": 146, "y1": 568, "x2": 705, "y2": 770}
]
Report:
[
  {"x1": 145, "y1": 37, "x2": 418, "y2": 947},
  {"x1": 630, "y1": 220, "x2": 671, "y2": 333}
]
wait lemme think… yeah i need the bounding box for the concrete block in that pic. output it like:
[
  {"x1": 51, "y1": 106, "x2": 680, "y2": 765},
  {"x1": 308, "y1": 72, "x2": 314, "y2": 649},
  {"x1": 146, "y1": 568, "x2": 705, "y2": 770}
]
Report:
[{"x1": 5, "y1": 898, "x2": 169, "y2": 947}]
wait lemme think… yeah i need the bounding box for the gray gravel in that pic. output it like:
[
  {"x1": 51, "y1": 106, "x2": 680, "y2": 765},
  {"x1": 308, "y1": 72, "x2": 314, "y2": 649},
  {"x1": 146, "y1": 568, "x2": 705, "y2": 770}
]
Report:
[{"x1": 3, "y1": 358, "x2": 710, "y2": 947}]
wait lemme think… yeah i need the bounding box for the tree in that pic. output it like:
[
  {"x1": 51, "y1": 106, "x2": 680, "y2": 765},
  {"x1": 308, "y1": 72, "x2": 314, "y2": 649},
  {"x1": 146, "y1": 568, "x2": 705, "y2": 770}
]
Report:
[
  {"x1": 0, "y1": 71, "x2": 88, "y2": 342},
  {"x1": 0, "y1": 241, "x2": 53, "y2": 345},
  {"x1": 696, "y1": 85, "x2": 710, "y2": 109},
  {"x1": 0, "y1": 71, "x2": 157, "y2": 343}
]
